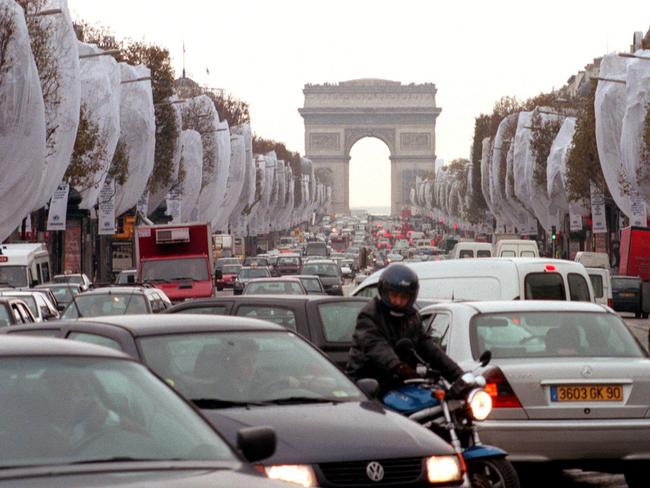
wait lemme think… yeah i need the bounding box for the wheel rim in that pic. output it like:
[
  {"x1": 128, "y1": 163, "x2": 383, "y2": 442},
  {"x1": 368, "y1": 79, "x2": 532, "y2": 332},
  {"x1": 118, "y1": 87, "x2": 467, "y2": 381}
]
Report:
[{"x1": 470, "y1": 459, "x2": 506, "y2": 488}]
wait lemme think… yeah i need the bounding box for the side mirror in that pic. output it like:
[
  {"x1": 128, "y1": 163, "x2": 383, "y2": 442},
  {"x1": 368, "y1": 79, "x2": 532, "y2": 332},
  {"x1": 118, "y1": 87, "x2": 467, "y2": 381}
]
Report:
[
  {"x1": 357, "y1": 378, "x2": 379, "y2": 399},
  {"x1": 479, "y1": 350, "x2": 492, "y2": 367},
  {"x1": 237, "y1": 426, "x2": 276, "y2": 463}
]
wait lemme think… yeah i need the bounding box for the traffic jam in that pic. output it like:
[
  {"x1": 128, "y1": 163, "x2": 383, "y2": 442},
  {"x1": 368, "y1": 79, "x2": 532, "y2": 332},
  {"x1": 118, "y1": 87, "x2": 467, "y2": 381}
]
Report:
[{"x1": 0, "y1": 216, "x2": 649, "y2": 488}]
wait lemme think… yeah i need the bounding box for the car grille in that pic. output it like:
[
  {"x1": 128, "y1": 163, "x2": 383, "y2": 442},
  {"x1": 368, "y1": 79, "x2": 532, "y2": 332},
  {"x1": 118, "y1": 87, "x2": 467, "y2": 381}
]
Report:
[{"x1": 318, "y1": 457, "x2": 423, "y2": 486}]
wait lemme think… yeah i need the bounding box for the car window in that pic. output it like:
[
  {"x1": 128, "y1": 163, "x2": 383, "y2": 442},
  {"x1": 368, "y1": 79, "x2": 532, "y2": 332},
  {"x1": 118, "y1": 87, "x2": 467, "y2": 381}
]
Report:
[
  {"x1": 459, "y1": 250, "x2": 473, "y2": 259},
  {"x1": 525, "y1": 273, "x2": 566, "y2": 300},
  {"x1": 11, "y1": 304, "x2": 26, "y2": 323},
  {"x1": 477, "y1": 250, "x2": 491, "y2": 258},
  {"x1": 17, "y1": 303, "x2": 34, "y2": 323},
  {"x1": 180, "y1": 305, "x2": 229, "y2": 315},
  {"x1": 0, "y1": 306, "x2": 10, "y2": 327},
  {"x1": 589, "y1": 274, "x2": 604, "y2": 299},
  {"x1": 520, "y1": 250, "x2": 536, "y2": 257},
  {"x1": 245, "y1": 282, "x2": 304, "y2": 295},
  {"x1": 138, "y1": 331, "x2": 362, "y2": 404},
  {"x1": 67, "y1": 332, "x2": 123, "y2": 351},
  {"x1": 301, "y1": 278, "x2": 323, "y2": 293},
  {"x1": 41, "y1": 262, "x2": 50, "y2": 283},
  {"x1": 63, "y1": 294, "x2": 148, "y2": 318},
  {"x1": 471, "y1": 312, "x2": 645, "y2": 359},
  {"x1": 568, "y1": 273, "x2": 591, "y2": 302},
  {"x1": 427, "y1": 313, "x2": 450, "y2": 350},
  {"x1": 356, "y1": 285, "x2": 379, "y2": 298},
  {"x1": 236, "y1": 306, "x2": 297, "y2": 331},
  {"x1": 2, "y1": 295, "x2": 37, "y2": 316},
  {"x1": 318, "y1": 301, "x2": 367, "y2": 342},
  {"x1": 500, "y1": 250, "x2": 516, "y2": 257}
]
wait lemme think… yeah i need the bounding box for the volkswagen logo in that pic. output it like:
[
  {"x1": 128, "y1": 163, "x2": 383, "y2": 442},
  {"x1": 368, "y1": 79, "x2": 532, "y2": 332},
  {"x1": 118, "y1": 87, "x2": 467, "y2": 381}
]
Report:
[
  {"x1": 366, "y1": 461, "x2": 385, "y2": 482},
  {"x1": 581, "y1": 365, "x2": 593, "y2": 378}
]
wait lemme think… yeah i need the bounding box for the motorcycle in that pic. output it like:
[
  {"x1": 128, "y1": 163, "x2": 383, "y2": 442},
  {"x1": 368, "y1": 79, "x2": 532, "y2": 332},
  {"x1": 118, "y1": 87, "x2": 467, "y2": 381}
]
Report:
[{"x1": 383, "y1": 339, "x2": 520, "y2": 488}]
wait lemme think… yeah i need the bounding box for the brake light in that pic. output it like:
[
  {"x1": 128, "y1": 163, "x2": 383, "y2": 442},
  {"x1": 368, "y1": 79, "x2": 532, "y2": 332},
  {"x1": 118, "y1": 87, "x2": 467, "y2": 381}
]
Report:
[
  {"x1": 607, "y1": 298, "x2": 613, "y2": 308},
  {"x1": 545, "y1": 264, "x2": 556, "y2": 272},
  {"x1": 483, "y1": 367, "x2": 522, "y2": 408}
]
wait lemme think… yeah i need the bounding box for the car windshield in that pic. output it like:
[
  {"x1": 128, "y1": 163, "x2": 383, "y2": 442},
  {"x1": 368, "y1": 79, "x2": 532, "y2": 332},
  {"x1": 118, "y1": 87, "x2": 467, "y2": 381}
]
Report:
[
  {"x1": 1, "y1": 294, "x2": 37, "y2": 316},
  {"x1": 49, "y1": 287, "x2": 76, "y2": 303},
  {"x1": 278, "y1": 257, "x2": 299, "y2": 265},
  {"x1": 138, "y1": 331, "x2": 363, "y2": 404},
  {"x1": 302, "y1": 263, "x2": 339, "y2": 277},
  {"x1": 0, "y1": 266, "x2": 28, "y2": 288},
  {"x1": 141, "y1": 258, "x2": 209, "y2": 282},
  {"x1": 63, "y1": 294, "x2": 147, "y2": 319},
  {"x1": 0, "y1": 357, "x2": 235, "y2": 468},
  {"x1": 245, "y1": 281, "x2": 304, "y2": 295},
  {"x1": 221, "y1": 265, "x2": 242, "y2": 274},
  {"x1": 300, "y1": 277, "x2": 322, "y2": 293},
  {"x1": 239, "y1": 268, "x2": 270, "y2": 279},
  {"x1": 471, "y1": 312, "x2": 646, "y2": 359},
  {"x1": 612, "y1": 278, "x2": 640, "y2": 290}
]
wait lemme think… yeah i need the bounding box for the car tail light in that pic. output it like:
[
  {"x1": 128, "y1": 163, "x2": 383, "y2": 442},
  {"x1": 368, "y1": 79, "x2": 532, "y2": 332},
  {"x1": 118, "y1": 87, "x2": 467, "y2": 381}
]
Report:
[
  {"x1": 545, "y1": 264, "x2": 556, "y2": 272},
  {"x1": 607, "y1": 298, "x2": 613, "y2": 308},
  {"x1": 483, "y1": 367, "x2": 522, "y2": 409}
]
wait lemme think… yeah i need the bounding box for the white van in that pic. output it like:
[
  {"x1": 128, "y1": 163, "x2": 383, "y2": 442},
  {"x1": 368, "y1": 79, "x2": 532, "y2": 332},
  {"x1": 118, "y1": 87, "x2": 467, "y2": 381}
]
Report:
[
  {"x1": 0, "y1": 243, "x2": 51, "y2": 288},
  {"x1": 494, "y1": 239, "x2": 539, "y2": 258},
  {"x1": 450, "y1": 242, "x2": 492, "y2": 259},
  {"x1": 352, "y1": 258, "x2": 594, "y2": 303},
  {"x1": 574, "y1": 252, "x2": 612, "y2": 307}
]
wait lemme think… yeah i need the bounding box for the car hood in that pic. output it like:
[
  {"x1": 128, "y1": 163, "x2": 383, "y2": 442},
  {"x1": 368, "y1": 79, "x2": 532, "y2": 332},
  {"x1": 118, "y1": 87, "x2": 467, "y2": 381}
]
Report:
[
  {"x1": 201, "y1": 401, "x2": 452, "y2": 464},
  {"x1": 0, "y1": 463, "x2": 287, "y2": 487}
]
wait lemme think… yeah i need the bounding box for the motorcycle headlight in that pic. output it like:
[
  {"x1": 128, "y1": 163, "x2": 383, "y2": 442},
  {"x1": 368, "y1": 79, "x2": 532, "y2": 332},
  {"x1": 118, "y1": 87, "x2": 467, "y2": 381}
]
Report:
[
  {"x1": 468, "y1": 389, "x2": 492, "y2": 421},
  {"x1": 264, "y1": 465, "x2": 317, "y2": 487},
  {"x1": 426, "y1": 455, "x2": 463, "y2": 483}
]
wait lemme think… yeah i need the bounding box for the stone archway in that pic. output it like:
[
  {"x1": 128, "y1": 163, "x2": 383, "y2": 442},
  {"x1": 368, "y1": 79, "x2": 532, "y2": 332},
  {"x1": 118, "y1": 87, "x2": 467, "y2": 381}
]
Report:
[{"x1": 299, "y1": 79, "x2": 442, "y2": 215}]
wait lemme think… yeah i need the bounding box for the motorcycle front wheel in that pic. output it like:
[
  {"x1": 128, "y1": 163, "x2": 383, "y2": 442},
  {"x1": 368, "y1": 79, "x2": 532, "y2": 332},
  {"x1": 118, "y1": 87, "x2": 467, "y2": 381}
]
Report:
[{"x1": 467, "y1": 458, "x2": 520, "y2": 488}]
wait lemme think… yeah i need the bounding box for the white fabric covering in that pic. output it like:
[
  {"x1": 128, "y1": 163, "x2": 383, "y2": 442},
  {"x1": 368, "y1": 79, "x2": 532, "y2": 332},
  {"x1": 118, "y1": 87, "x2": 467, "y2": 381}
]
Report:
[
  {"x1": 200, "y1": 120, "x2": 230, "y2": 224},
  {"x1": 212, "y1": 133, "x2": 245, "y2": 232},
  {"x1": 31, "y1": 0, "x2": 80, "y2": 211},
  {"x1": 620, "y1": 50, "x2": 650, "y2": 204},
  {"x1": 595, "y1": 53, "x2": 634, "y2": 217},
  {"x1": 76, "y1": 42, "x2": 121, "y2": 210},
  {"x1": 179, "y1": 130, "x2": 203, "y2": 222},
  {"x1": 0, "y1": 1, "x2": 46, "y2": 241},
  {"x1": 114, "y1": 63, "x2": 155, "y2": 216}
]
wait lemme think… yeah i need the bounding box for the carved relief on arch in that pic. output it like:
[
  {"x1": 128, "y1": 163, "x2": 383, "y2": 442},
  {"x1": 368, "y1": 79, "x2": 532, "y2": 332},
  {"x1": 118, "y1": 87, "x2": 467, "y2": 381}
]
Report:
[{"x1": 344, "y1": 128, "x2": 396, "y2": 155}]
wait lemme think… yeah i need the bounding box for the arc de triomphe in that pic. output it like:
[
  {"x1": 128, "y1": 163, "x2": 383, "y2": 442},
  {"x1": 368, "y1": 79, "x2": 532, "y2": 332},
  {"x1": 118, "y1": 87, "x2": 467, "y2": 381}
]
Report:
[{"x1": 299, "y1": 79, "x2": 442, "y2": 215}]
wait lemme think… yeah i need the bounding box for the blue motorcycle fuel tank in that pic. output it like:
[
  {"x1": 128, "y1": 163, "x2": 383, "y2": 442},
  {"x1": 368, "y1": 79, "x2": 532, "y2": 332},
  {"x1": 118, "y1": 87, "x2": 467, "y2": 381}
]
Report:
[{"x1": 383, "y1": 386, "x2": 441, "y2": 415}]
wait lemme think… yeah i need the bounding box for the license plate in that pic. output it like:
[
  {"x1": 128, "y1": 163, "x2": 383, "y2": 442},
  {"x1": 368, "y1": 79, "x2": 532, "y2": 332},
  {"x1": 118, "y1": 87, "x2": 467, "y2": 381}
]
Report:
[
  {"x1": 550, "y1": 385, "x2": 623, "y2": 402},
  {"x1": 620, "y1": 292, "x2": 636, "y2": 298}
]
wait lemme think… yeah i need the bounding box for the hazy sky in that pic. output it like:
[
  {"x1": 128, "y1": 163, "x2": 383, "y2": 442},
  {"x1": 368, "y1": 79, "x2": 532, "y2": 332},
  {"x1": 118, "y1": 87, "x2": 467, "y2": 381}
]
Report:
[{"x1": 68, "y1": 0, "x2": 650, "y2": 208}]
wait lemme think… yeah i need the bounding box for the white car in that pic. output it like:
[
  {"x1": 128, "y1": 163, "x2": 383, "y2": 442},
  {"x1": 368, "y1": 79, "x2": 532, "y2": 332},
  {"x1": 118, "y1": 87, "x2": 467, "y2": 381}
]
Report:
[
  {"x1": 0, "y1": 290, "x2": 59, "y2": 322},
  {"x1": 419, "y1": 300, "x2": 650, "y2": 486},
  {"x1": 53, "y1": 273, "x2": 92, "y2": 291}
]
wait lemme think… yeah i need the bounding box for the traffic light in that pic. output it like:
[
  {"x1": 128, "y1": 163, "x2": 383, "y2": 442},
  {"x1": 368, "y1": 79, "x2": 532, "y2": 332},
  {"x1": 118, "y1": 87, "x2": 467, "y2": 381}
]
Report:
[{"x1": 551, "y1": 226, "x2": 557, "y2": 241}]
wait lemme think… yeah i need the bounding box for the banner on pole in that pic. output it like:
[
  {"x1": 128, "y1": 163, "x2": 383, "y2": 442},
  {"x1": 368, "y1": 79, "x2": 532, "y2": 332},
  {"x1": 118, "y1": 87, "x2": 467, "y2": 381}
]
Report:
[
  {"x1": 630, "y1": 191, "x2": 647, "y2": 227},
  {"x1": 47, "y1": 183, "x2": 70, "y2": 231},
  {"x1": 165, "y1": 187, "x2": 182, "y2": 224},
  {"x1": 98, "y1": 176, "x2": 116, "y2": 235},
  {"x1": 590, "y1": 183, "x2": 607, "y2": 234}
]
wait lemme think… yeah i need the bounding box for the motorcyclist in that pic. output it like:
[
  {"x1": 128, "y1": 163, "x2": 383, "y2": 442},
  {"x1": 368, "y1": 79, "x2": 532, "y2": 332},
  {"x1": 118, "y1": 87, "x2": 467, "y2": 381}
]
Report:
[{"x1": 346, "y1": 263, "x2": 464, "y2": 395}]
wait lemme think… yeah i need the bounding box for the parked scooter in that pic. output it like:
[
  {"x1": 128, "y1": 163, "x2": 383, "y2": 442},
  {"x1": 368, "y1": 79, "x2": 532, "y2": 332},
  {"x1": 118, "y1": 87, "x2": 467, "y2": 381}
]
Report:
[{"x1": 383, "y1": 339, "x2": 520, "y2": 488}]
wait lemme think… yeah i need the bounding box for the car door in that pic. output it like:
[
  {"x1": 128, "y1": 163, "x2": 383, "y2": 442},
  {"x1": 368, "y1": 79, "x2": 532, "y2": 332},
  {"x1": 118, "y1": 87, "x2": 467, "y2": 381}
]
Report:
[{"x1": 306, "y1": 298, "x2": 370, "y2": 370}]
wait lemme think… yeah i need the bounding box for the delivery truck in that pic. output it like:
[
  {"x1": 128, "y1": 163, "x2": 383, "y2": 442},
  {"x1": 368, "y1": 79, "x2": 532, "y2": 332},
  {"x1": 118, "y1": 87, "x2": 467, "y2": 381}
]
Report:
[
  {"x1": 136, "y1": 223, "x2": 214, "y2": 302},
  {"x1": 619, "y1": 226, "x2": 650, "y2": 317}
]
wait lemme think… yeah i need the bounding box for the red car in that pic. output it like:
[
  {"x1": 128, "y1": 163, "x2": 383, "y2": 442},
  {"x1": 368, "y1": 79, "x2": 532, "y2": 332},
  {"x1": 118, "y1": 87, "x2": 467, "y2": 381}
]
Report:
[{"x1": 215, "y1": 264, "x2": 242, "y2": 291}]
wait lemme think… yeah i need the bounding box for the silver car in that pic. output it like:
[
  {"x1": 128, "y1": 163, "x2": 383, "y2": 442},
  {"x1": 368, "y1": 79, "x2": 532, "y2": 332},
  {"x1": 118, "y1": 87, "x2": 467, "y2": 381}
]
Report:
[{"x1": 419, "y1": 300, "x2": 650, "y2": 487}]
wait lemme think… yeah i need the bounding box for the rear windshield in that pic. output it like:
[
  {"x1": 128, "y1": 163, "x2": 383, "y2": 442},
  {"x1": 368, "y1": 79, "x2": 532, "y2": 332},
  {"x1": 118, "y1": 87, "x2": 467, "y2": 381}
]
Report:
[
  {"x1": 568, "y1": 273, "x2": 591, "y2": 302},
  {"x1": 245, "y1": 281, "x2": 304, "y2": 295},
  {"x1": 300, "y1": 278, "x2": 322, "y2": 293},
  {"x1": 524, "y1": 273, "x2": 565, "y2": 300},
  {"x1": 278, "y1": 257, "x2": 300, "y2": 265},
  {"x1": 471, "y1": 312, "x2": 645, "y2": 359},
  {"x1": 302, "y1": 264, "x2": 339, "y2": 277},
  {"x1": 589, "y1": 274, "x2": 604, "y2": 298},
  {"x1": 459, "y1": 250, "x2": 473, "y2": 259},
  {"x1": 239, "y1": 268, "x2": 270, "y2": 279},
  {"x1": 477, "y1": 250, "x2": 492, "y2": 258},
  {"x1": 612, "y1": 277, "x2": 641, "y2": 290},
  {"x1": 318, "y1": 301, "x2": 367, "y2": 342},
  {"x1": 221, "y1": 265, "x2": 241, "y2": 274}
]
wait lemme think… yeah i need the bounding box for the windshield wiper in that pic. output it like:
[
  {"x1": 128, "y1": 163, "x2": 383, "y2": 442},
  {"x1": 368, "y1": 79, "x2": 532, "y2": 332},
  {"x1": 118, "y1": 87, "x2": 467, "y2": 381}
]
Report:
[
  {"x1": 265, "y1": 396, "x2": 342, "y2": 405},
  {"x1": 192, "y1": 398, "x2": 270, "y2": 409},
  {"x1": 69, "y1": 457, "x2": 170, "y2": 465}
]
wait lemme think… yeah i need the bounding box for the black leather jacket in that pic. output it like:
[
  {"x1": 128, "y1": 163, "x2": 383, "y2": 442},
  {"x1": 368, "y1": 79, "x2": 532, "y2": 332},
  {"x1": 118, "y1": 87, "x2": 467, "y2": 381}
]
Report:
[{"x1": 346, "y1": 297, "x2": 463, "y2": 393}]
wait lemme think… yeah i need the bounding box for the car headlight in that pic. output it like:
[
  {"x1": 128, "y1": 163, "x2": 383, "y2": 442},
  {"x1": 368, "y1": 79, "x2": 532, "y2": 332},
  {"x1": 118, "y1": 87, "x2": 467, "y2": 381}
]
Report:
[
  {"x1": 426, "y1": 455, "x2": 464, "y2": 484},
  {"x1": 264, "y1": 465, "x2": 316, "y2": 487},
  {"x1": 468, "y1": 389, "x2": 492, "y2": 421}
]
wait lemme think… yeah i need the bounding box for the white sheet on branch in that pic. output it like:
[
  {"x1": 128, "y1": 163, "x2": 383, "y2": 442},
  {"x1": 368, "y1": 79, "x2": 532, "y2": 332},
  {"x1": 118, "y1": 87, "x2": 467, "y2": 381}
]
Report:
[
  {"x1": 213, "y1": 134, "x2": 245, "y2": 232},
  {"x1": 620, "y1": 50, "x2": 650, "y2": 204},
  {"x1": 228, "y1": 124, "x2": 254, "y2": 234},
  {"x1": 595, "y1": 53, "x2": 634, "y2": 218},
  {"x1": 179, "y1": 130, "x2": 203, "y2": 222},
  {"x1": 76, "y1": 42, "x2": 121, "y2": 210},
  {"x1": 480, "y1": 138, "x2": 496, "y2": 216},
  {"x1": 31, "y1": 0, "x2": 80, "y2": 211},
  {"x1": 0, "y1": 0, "x2": 46, "y2": 240},
  {"x1": 114, "y1": 64, "x2": 155, "y2": 216},
  {"x1": 490, "y1": 115, "x2": 519, "y2": 228},
  {"x1": 148, "y1": 99, "x2": 183, "y2": 215}
]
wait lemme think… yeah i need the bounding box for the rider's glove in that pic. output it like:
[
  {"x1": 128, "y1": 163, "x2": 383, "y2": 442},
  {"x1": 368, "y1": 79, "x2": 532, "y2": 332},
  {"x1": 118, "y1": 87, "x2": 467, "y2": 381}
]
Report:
[
  {"x1": 448, "y1": 376, "x2": 472, "y2": 398},
  {"x1": 394, "y1": 362, "x2": 419, "y2": 381}
]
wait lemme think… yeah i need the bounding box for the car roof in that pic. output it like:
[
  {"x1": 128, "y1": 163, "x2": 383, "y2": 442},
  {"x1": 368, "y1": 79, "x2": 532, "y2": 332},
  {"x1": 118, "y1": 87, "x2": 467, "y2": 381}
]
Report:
[
  {"x1": 302, "y1": 260, "x2": 337, "y2": 265},
  {"x1": 246, "y1": 277, "x2": 302, "y2": 283},
  {"x1": 77, "y1": 286, "x2": 148, "y2": 295},
  {"x1": 72, "y1": 313, "x2": 285, "y2": 336},
  {"x1": 293, "y1": 274, "x2": 321, "y2": 279},
  {"x1": 36, "y1": 283, "x2": 82, "y2": 288},
  {"x1": 171, "y1": 295, "x2": 369, "y2": 307},
  {"x1": 0, "y1": 335, "x2": 129, "y2": 358},
  {"x1": 422, "y1": 300, "x2": 608, "y2": 314}
]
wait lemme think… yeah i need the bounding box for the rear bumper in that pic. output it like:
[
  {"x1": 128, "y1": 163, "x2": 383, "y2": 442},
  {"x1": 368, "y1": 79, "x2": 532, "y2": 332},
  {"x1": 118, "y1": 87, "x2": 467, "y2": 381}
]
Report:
[{"x1": 479, "y1": 419, "x2": 650, "y2": 463}]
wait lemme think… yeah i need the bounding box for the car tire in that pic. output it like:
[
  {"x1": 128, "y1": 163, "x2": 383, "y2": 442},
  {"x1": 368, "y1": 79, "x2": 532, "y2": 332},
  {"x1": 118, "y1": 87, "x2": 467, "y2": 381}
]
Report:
[
  {"x1": 643, "y1": 313, "x2": 649, "y2": 319},
  {"x1": 635, "y1": 312, "x2": 641, "y2": 318},
  {"x1": 625, "y1": 468, "x2": 645, "y2": 488},
  {"x1": 468, "y1": 458, "x2": 520, "y2": 488},
  {"x1": 217, "y1": 286, "x2": 223, "y2": 291}
]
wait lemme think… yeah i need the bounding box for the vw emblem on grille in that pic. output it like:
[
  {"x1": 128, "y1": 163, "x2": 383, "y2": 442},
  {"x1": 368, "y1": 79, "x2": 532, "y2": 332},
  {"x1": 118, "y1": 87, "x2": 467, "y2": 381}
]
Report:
[
  {"x1": 581, "y1": 365, "x2": 593, "y2": 378},
  {"x1": 366, "y1": 461, "x2": 385, "y2": 482}
]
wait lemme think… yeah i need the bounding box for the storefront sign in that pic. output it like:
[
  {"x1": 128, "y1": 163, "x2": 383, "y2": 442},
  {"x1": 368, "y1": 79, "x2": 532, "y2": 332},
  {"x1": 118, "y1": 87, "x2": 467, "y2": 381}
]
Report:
[
  {"x1": 569, "y1": 210, "x2": 583, "y2": 232},
  {"x1": 630, "y1": 191, "x2": 647, "y2": 227},
  {"x1": 98, "y1": 176, "x2": 116, "y2": 235},
  {"x1": 47, "y1": 183, "x2": 69, "y2": 231}
]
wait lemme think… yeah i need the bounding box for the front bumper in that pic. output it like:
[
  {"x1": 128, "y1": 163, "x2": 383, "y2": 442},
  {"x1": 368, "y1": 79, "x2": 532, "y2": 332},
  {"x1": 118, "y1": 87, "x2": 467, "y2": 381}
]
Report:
[{"x1": 479, "y1": 418, "x2": 650, "y2": 463}]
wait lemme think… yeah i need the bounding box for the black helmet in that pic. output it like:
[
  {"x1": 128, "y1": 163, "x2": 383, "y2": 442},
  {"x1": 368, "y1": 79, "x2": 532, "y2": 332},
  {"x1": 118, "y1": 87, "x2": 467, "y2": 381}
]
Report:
[{"x1": 378, "y1": 263, "x2": 419, "y2": 312}]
